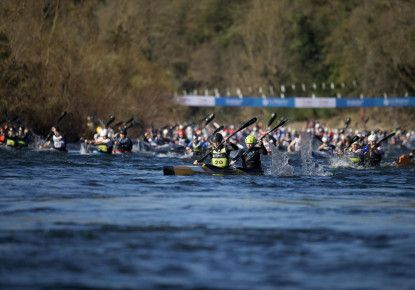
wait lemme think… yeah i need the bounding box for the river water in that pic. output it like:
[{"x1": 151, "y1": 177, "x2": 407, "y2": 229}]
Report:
[{"x1": 1, "y1": 142, "x2": 414, "y2": 290}]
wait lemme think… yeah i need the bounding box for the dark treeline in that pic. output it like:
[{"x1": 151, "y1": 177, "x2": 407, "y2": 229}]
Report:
[{"x1": 1, "y1": 0, "x2": 414, "y2": 139}]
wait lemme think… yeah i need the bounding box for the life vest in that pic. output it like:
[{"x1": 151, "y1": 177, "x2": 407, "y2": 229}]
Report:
[
  {"x1": 212, "y1": 146, "x2": 228, "y2": 168},
  {"x1": 192, "y1": 141, "x2": 203, "y2": 153},
  {"x1": 98, "y1": 139, "x2": 113, "y2": 153},
  {"x1": 0, "y1": 134, "x2": 5, "y2": 145},
  {"x1": 7, "y1": 137, "x2": 16, "y2": 147},
  {"x1": 398, "y1": 154, "x2": 412, "y2": 165},
  {"x1": 18, "y1": 139, "x2": 28, "y2": 147}
]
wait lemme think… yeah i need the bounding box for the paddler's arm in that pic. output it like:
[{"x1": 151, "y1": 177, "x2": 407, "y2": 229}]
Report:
[
  {"x1": 230, "y1": 149, "x2": 245, "y2": 166},
  {"x1": 194, "y1": 148, "x2": 212, "y2": 165},
  {"x1": 39, "y1": 140, "x2": 51, "y2": 149},
  {"x1": 258, "y1": 141, "x2": 267, "y2": 155}
]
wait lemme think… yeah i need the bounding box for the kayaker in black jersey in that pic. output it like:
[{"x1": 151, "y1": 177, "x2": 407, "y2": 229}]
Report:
[
  {"x1": 17, "y1": 127, "x2": 33, "y2": 147},
  {"x1": 113, "y1": 129, "x2": 133, "y2": 153},
  {"x1": 359, "y1": 134, "x2": 385, "y2": 166},
  {"x1": 230, "y1": 134, "x2": 267, "y2": 170},
  {"x1": 193, "y1": 132, "x2": 238, "y2": 168},
  {"x1": 39, "y1": 126, "x2": 67, "y2": 151}
]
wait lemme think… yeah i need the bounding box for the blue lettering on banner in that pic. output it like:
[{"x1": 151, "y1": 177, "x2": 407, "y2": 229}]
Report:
[{"x1": 177, "y1": 96, "x2": 415, "y2": 108}]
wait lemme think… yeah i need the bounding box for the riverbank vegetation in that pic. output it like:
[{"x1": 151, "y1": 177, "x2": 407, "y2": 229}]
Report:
[{"x1": 1, "y1": 0, "x2": 414, "y2": 139}]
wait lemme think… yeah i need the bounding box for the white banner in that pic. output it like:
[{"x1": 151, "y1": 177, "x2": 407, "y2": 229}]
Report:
[
  {"x1": 294, "y1": 97, "x2": 336, "y2": 108},
  {"x1": 177, "y1": 95, "x2": 216, "y2": 107}
]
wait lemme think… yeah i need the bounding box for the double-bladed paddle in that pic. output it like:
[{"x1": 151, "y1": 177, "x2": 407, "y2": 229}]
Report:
[
  {"x1": 372, "y1": 132, "x2": 395, "y2": 151},
  {"x1": 344, "y1": 117, "x2": 351, "y2": 130},
  {"x1": 267, "y1": 112, "x2": 277, "y2": 128},
  {"x1": 343, "y1": 135, "x2": 360, "y2": 153},
  {"x1": 314, "y1": 134, "x2": 336, "y2": 150},
  {"x1": 45, "y1": 111, "x2": 67, "y2": 139},
  {"x1": 113, "y1": 117, "x2": 134, "y2": 129},
  {"x1": 196, "y1": 117, "x2": 257, "y2": 163},
  {"x1": 202, "y1": 113, "x2": 215, "y2": 128},
  {"x1": 105, "y1": 115, "x2": 116, "y2": 128},
  {"x1": 233, "y1": 118, "x2": 288, "y2": 163}
]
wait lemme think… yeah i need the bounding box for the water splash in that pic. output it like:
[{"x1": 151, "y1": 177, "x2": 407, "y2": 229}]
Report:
[
  {"x1": 80, "y1": 143, "x2": 88, "y2": 154},
  {"x1": 301, "y1": 132, "x2": 330, "y2": 176},
  {"x1": 270, "y1": 143, "x2": 294, "y2": 176},
  {"x1": 329, "y1": 155, "x2": 352, "y2": 168}
]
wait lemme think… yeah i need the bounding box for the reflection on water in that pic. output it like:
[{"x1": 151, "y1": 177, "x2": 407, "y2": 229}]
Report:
[{"x1": 0, "y1": 145, "x2": 415, "y2": 289}]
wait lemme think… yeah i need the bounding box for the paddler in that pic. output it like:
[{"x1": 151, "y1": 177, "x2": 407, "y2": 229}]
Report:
[
  {"x1": 113, "y1": 129, "x2": 133, "y2": 153},
  {"x1": 359, "y1": 134, "x2": 384, "y2": 166},
  {"x1": 186, "y1": 134, "x2": 207, "y2": 157},
  {"x1": 6, "y1": 127, "x2": 19, "y2": 148},
  {"x1": 318, "y1": 136, "x2": 334, "y2": 153},
  {"x1": 193, "y1": 132, "x2": 238, "y2": 168},
  {"x1": 39, "y1": 126, "x2": 67, "y2": 151},
  {"x1": 85, "y1": 128, "x2": 113, "y2": 154},
  {"x1": 0, "y1": 127, "x2": 5, "y2": 145},
  {"x1": 230, "y1": 134, "x2": 267, "y2": 170},
  {"x1": 17, "y1": 126, "x2": 32, "y2": 147},
  {"x1": 343, "y1": 139, "x2": 362, "y2": 164}
]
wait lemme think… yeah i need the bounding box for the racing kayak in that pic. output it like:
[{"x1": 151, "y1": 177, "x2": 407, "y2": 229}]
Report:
[{"x1": 163, "y1": 164, "x2": 264, "y2": 176}]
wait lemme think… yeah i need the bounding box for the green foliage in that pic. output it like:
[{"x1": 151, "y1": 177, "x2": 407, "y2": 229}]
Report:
[{"x1": 0, "y1": 0, "x2": 414, "y2": 139}]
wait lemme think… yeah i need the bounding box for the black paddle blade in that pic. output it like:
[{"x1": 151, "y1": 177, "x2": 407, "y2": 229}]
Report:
[
  {"x1": 123, "y1": 123, "x2": 133, "y2": 130},
  {"x1": 125, "y1": 117, "x2": 134, "y2": 125},
  {"x1": 203, "y1": 113, "x2": 215, "y2": 127},
  {"x1": 259, "y1": 119, "x2": 288, "y2": 143},
  {"x1": 241, "y1": 117, "x2": 257, "y2": 129},
  {"x1": 344, "y1": 117, "x2": 351, "y2": 129},
  {"x1": 4, "y1": 110, "x2": 10, "y2": 121},
  {"x1": 225, "y1": 117, "x2": 256, "y2": 140},
  {"x1": 375, "y1": 132, "x2": 395, "y2": 148},
  {"x1": 106, "y1": 115, "x2": 116, "y2": 127},
  {"x1": 315, "y1": 135, "x2": 323, "y2": 143},
  {"x1": 46, "y1": 111, "x2": 67, "y2": 139},
  {"x1": 213, "y1": 125, "x2": 224, "y2": 134},
  {"x1": 113, "y1": 121, "x2": 123, "y2": 128},
  {"x1": 267, "y1": 113, "x2": 277, "y2": 127},
  {"x1": 58, "y1": 111, "x2": 67, "y2": 122},
  {"x1": 10, "y1": 116, "x2": 19, "y2": 124}
]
